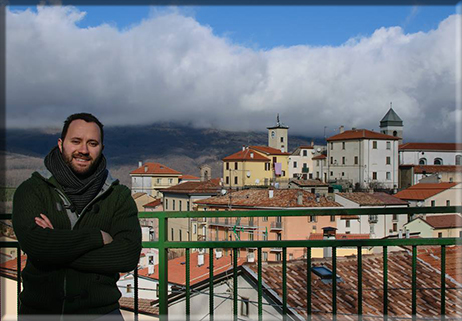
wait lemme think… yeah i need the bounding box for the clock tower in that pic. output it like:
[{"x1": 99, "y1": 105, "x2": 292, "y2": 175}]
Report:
[{"x1": 267, "y1": 114, "x2": 289, "y2": 152}]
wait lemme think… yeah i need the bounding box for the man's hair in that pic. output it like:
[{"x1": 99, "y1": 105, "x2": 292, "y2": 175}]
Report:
[{"x1": 61, "y1": 113, "x2": 104, "y2": 143}]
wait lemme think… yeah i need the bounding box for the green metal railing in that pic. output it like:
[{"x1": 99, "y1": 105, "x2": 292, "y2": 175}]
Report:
[{"x1": 1, "y1": 206, "x2": 461, "y2": 320}]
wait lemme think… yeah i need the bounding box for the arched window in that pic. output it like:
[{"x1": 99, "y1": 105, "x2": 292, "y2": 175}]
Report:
[
  {"x1": 456, "y1": 155, "x2": 461, "y2": 165},
  {"x1": 434, "y1": 158, "x2": 443, "y2": 165},
  {"x1": 393, "y1": 131, "x2": 398, "y2": 137},
  {"x1": 419, "y1": 158, "x2": 427, "y2": 165}
]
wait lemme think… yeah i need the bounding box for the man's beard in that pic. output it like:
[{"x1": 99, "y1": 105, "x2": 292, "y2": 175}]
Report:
[{"x1": 61, "y1": 147, "x2": 101, "y2": 179}]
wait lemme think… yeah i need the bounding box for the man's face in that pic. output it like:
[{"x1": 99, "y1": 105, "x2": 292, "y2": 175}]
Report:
[{"x1": 58, "y1": 119, "x2": 103, "y2": 177}]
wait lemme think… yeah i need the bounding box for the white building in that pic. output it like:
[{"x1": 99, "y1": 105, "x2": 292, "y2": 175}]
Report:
[
  {"x1": 394, "y1": 182, "x2": 462, "y2": 208},
  {"x1": 335, "y1": 192, "x2": 409, "y2": 239},
  {"x1": 399, "y1": 143, "x2": 462, "y2": 166},
  {"x1": 288, "y1": 145, "x2": 315, "y2": 179},
  {"x1": 312, "y1": 154, "x2": 327, "y2": 182},
  {"x1": 326, "y1": 128, "x2": 400, "y2": 189}
]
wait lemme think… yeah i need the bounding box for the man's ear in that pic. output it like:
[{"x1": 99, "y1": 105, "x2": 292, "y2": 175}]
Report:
[{"x1": 58, "y1": 138, "x2": 63, "y2": 153}]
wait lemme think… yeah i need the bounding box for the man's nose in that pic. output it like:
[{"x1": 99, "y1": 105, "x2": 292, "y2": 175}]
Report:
[{"x1": 77, "y1": 143, "x2": 89, "y2": 154}]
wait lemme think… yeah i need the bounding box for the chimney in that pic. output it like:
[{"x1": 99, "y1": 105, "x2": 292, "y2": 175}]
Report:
[
  {"x1": 147, "y1": 254, "x2": 155, "y2": 275},
  {"x1": 242, "y1": 145, "x2": 246, "y2": 151},
  {"x1": 352, "y1": 127, "x2": 356, "y2": 131},
  {"x1": 322, "y1": 227, "x2": 337, "y2": 258},
  {"x1": 339, "y1": 126, "x2": 344, "y2": 133},
  {"x1": 281, "y1": 147, "x2": 285, "y2": 153},
  {"x1": 198, "y1": 252, "x2": 204, "y2": 267},
  {"x1": 144, "y1": 165, "x2": 148, "y2": 173},
  {"x1": 297, "y1": 191, "x2": 303, "y2": 205},
  {"x1": 215, "y1": 249, "x2": 222, "y2": 259},
  {"x1": 311, "y1": 140, "x2": 314, "y2": 147},
  {"x1": 398, "y1": 229, "x2": 403, "y2": 239},
  {"x1": 138, "y1": 161, "x2": 143, "y2": 168},
  {"x1": 268, "y1": 189, "x2": 274, "y2": 199},
  {"x1": 250, "y1": 152, "x2": 254, "y2": 159},
  {"x1": 315, "y1": 193, "x2": 320, "y2": 203},
  {"x1": 148, "y1": 265, "x2": 154, "y2": 275},
  {"x1": 405, "y1": 229, "x2": 410, "y2": 239}
]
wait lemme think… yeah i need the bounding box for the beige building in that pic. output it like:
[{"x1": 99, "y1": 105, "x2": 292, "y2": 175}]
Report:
[
  {"x1": 195, "y1": 188, "x2": 342, "y2": 261},
  {"x1": 288, "y1": 145, "x2": 315, "y2": 179},
  {"x1": 394, "y1": 182, "x2": 462, "y2": 209},
  {"x1": 403, "y1": 214, "x2": 462, "y2": 238},
  {"x1": 312, "y1": 154, "x2": 328, "y2": 182},
  {"x1": 132, "y1": 192, "x2": 157, "y2": 212},
  {"x1": 130, "y1": 162, "x2": 182, "y2": 198}
]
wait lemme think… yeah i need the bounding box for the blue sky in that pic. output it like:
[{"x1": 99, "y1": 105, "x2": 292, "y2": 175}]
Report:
[{"x1": 6, "y1": 4, "x2": 461, "y2": 142}]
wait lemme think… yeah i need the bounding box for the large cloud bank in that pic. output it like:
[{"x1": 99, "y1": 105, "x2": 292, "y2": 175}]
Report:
[{"x1": 6, "y1": 6, "x2": 461, "y2": 142}]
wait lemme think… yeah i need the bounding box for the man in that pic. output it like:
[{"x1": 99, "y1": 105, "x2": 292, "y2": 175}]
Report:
[{"x1": 12, "y1": 113, "x2": 142, "y2": 320}]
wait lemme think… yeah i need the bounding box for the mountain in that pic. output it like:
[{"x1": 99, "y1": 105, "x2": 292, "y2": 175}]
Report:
[{"x1": 2, "y1": 123, "x2": 324, "y2": 187}]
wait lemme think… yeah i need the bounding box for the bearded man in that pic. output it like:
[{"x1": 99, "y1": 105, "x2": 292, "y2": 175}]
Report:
[{"x1": 12, "y1": 113, "x2": 141, "y2": 321}]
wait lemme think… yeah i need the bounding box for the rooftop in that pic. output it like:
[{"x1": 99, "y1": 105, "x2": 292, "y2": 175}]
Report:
[
  {"x1": 179, "y1": 174, "x2": 200, "y2": 180},
  {"x1": 312, "y1": 154, "x2": 327, "y2": 160},
  {"x1": 195, "y1": 189, "x2": 341, "y2": 208},
  {"x1": 162, "y1": 178, "x2": 222, "y2": 195},
  {"x1": 399, "y1": 143, "x2": 462, "y2": 152},
  {"x1": 290, "y1": 179, "x2": 328, "y2": 187},
  {"x1": 308, "y1": 233, "x2": 370, "y2": 240},
  {"x1": 380, "y1": 108, "x2": 403, "y2": 127},
  {"x1": 405, "y1": 165, "x2": 462, "y2": 174},
  {"x1": 327, "y1": 129, "x2": 399, "y2": 142},
  {"x1": 424, "y1": 214, "x2": 462, "y2": 229},
  {"x1": 337, "y1": 192, "x2": 408, "y2": 206},
  {"x1": 143, "y1": 199, "x2": 162, "y2": 208},
  {"x1": 222, "y1": 149, "x2": 270, "y2": 162},
  {"x1": 130, "y1": 162, "x2": 182, "y2": 175},
  {"x1": 394, "y1": 182, "x2": 459, "y2": 201},
  {"x1": 249, "y1": 145, "x2": 291, "y2": 156}
]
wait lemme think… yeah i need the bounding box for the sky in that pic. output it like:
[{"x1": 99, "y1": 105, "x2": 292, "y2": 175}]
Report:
[{"x1": 5, "y1": 4, "x2": 462, "y2": 142}]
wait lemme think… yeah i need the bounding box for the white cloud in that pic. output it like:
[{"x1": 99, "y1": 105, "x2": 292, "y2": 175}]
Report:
[{"x1": 6, "y1": 6, "x2": 461, "y2": 142}]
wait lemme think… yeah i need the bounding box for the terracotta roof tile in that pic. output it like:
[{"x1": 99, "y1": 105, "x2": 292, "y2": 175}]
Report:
[
  {"x1": 0, "y1": 254, "x2": 26, "y2": 279},
  {"x1": 179, "y1": 174, "x2": 200, "y2": 180},
  {"x1": 195, "y1": 189, "x2": 341, "y2": 208},
  {"x1": 162, "y1": 178, "x2": 222, "y2": 194},
  {"x1": 337, "y1": 192, "x2": 408, "y2": 206},
  {"x1": 222, "y1": 149, "x2": 270, "y2": 162},
  {"x1": 249, "y1": 146, "x2": 291, "y2": 155},
  {"x1": 143, "y1": 199, "x2": 162, "y2": 208},
  {"x1": 327, "y1": 129, "x2": 399, "y2": 141},
  {"x1": 132, "y1": 192, "x2": 146, "y2": 199},
  {"x1": 399, "y1": 143, "x2": 462, "y2": 151},
  {"x1": 119, "y1": 297, "x2": 159, "y2": 316},
  {"x1": 308, "y1": 233, "x2": 369, "y2": 240},
  {"x1": 291, "y1": 179, "x2": 328, "y2": 187},
  {"x1": 312, "y1": 154, "x2": 327, "y2": 160},
  {"x1": 409, "y1": 165, "x2": 462, "y2": 174},
  {"x1": 138, "y1": 252, "x2": 246, "y2": 285},
  {"x1": 417, "y1": 245, "x2": 462, "y2": 284},
  {"x1": 424, "y1": 214, "x2": 462, "y2": 229},
  {"x1": 394, "y1": 182, "x2": 459, "y2": 201},
  {"x1": 130, "y1": 162, "x2": 182, "y2": 175}
]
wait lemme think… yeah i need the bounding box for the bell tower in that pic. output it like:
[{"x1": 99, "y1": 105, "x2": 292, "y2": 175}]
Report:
[
  {"x1": 380, "y1": 103, "x2": 403, "y2": 144},
  {"x1": 267, "y1": 114, "x2": 289, "y2": 152}
]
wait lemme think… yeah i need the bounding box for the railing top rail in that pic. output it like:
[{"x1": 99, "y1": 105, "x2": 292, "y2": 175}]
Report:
[{"x1": 137, "y1": 206, "x2": 459, "y2": 219}]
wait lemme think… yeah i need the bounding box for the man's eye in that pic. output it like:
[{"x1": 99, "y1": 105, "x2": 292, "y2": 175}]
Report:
[
  {"x1": 71, "y1": 140, "x2": 79, "y2": 144},
  {"x1": 89, "y1": 142, "x2": 98, "y2": 147}
]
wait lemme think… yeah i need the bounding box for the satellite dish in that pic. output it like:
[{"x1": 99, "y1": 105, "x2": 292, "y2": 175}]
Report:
[
  {"x1": 221, "y1": 189, "x2": 227, "y2": 195},
  {"x1": 255, "y1": 179, "x2": 260, "y2": 184},
  {"x1": 246, "y1": 171, "x2": 251, "y2": 178},
  {"x1": 317, "y1": 148, "x2": 321, "y2": 152}
]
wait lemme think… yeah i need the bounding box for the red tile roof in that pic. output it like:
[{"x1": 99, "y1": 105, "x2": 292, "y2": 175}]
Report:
[
  {"x1": 308, "y1": 233, "x2": 370, "y2": 240},
  {"x1": 424, "y1": 214, "x2": 462, "y2": 229},
  {"x1": 222, "y1": 149, "x2": 270, "y2": 162},
  {"x1": 290, "y1": 179, "x2": 328, "y2": 187},
  {"x1": 399, "y1": 143, "x2": 462, "y2": 151},
  {"x1": 249, "y1": 145, "x2": 291, "y2": 155},
  {"x1": 410, "y1": 165, "x2": 462, "y2": 174},
  {"x1": 394, "y1": 182, "x2": 459, "y2": 200},
  {"x1": 179, "y1": 174, "x2": 200, "y2": 180},
  {"x1": 312, "y1": 154, "x2": 327, "y2": 160},
  {"x1": 327, "y1": 129, "x2": 399, "y2": 141},
  {"x1": 337, "y1": 192, "x2": 408, "y2": 206},
  {"x1": 417, "y1": 245, "x2": 462, "y2": 284},
  {"x1": 195, "y1": 189, "x2": 341, "y2": 208},
  {"x1": 162, "y1": 178, "x2": 222, "y2": 195},
  {"x1": 138, "y1": 252, "x2": 245, "y2": 285},
  {"x1": 298, "y1": 146, "x2": 314, "y2": 149},
  {"x1": 249, "y1": 250, "x2": 462, "y2": 319},
  {"x1": 0, "y1": 254, "x2": 26, "y2": 279},
  {"x1": 130, "y1": 162, "x2": 182, "y2": 175},
  {"x1": 143, "y1": 199, "x2": 162, "y2": 208},
  {"x1": 132, "y1": 192, "x2": 147, "y2": 199},
  {"x1": 119, "y1": 297, "x2": 159, "y2": 316}
]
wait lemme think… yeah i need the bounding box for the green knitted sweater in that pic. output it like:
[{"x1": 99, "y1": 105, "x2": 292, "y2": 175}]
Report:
[{"x1": 12, "y1": 170, "x2": 142, "y2": 319}]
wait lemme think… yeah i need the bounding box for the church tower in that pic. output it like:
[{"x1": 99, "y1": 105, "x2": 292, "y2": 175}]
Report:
[
  {"x1": 267, "y1": 114, "x2": 289, "y2": 152},
  {"x1": 380, "y1": 104, "x2": 403, "y2": 144}
]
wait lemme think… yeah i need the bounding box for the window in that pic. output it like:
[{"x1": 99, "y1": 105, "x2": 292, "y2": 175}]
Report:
[
  {"x1": 226, "y1": 162, "x2": 229, "y2": 170},
  {"x1": 386, "y1": 172, "x2": 391, "y2": 180},
  {"x1": 235, "y1": 162, "x2": 238, "y2": 170},
  {"x1": 392, "y1": 214, "x2": 398, "y2": 221},
  {"x1": 193, "y1": 224, "x2": 197, "y2": 234},
  {"x1": 438, "y1": 232, "x2": 443, "y2": 238},
  {"x1": 386, "y1": 157, "x2": 391, "y2": 165},
  {"x1": 234, "y1": 176, "x2": 238, "y2": 185},
  {"x1": 309, "y1": 215, "x2": 317, "y2": 223},
  {"x1": 249, "y1": 231, "x2": 254, "y2": 241},
  {"x1": 331, "y1": 142, "x2": 333, "y2": 149},
  {"x1": 330, "y1": 171, "x2": 333, "y2": 176},
  {"x1": 342, "y1": 142, "x2": 345, "y2": 150},
  {"x1": 289, "y1": 254, "x2": 294, "y2": 260},
  {"x1": 342, "y1": 157, "x2": 345, "y2": 165},
  {"x1": 372, "y1": 141, "x2": 377, "y2": 149},
  {"x1": 372, "y1": 172, "x2": 377, "y2": 180},
  {"x1": 293, "y1": 161, "x2": 297, "y2": 168},
  {"x1": 179, "y1": 200, "x2": 182, "y2": 211},
  {"x1": 434, "y1": 158, "x2": 443, "y2": 165},
  {"x1": 157, "y1": 178, "x2": 161, "y2": 184},
  {"x1": 282, "y1": 170, "x2": 285, "y2": 176},
  {"x1": 179, "y1": 229, "x2": 182, "y2": 242},
  {"x1": 330, "y1": 215, "x2": 335, "y2": 222},
  {"x1": 456, "y1": 155, "x2": 462, "y2": 165},
  {"x1": 173, "y1": 200, "x2": 176, "y2": 211},
  {"x1": 276, "y1": 253, "x2": 282, "y2": 261},
  {"x1": 265, "y1": 163, "x2": 271, "y2": 171},
  {"x1": 317, "y1": 160, "x2": 320, "y2": 166},
  {"x1": 316, "y1": 171, "x2": 320, "y2": 178},
  {"x1": 393, "y1": 223, "x2": 398, "y2": 232},
  {"x1": 241, "y1": 297, "x2": 250, "y2": 316},
  {"x1": 303, "y1": 150, "x2": 307, "y2": 157},
  {"x1": 330, "y1": 157, "x2": 333, "y2": 164},
  {"x1": 346, "y1": 220, "x2": 350, "y2": 228},
  {"x1": 187, "y1": 201, "x2": 190, "y2": 211},
  {"x1": 354, "y1": 156, "x2": 358, "y2": 165},
  {"x1": 165, "y1": 199, "x2": 168, "y2": 210},
  {"x1": 431, "y1": 200, "x2": 436, "y2": 207},
  {"x1": 226, "y1": 176, "x2": 230, "y2": 184},
  {"x1": 459, "y1": 231, "x2": 462, "y2": 238},
  {"x1": 263, "y1": 252, "x2": 268, "y2": 261},
  {"x1": 303, "y1": 163, "x2": 307, "y2": 169},
  {"x1": 386, "y1": 141, "x2": 391, "y2": 150},
  {"x1": 169, "y1": 178, "x2": 173, "y2": 184},
  {"x1": 277, "y1": 233, "x2": 282, "y2": 241},
  {"x1": 263, "y1": 216, "x2": 268, "y2": 222},
  {"x1": 280, "y1": 137, "x2": 284, "y2": 143},
  {"x1": 419, "y1": 158, "x2": 427, "y2": 165},
  {"x1": 342, "y1": 172, "x2": 345, "y2": 177},
  {"x1": 446, "y1": 200, "x2": 450, "y2": 206},
  {"x1": 171, "y1": 228, "x2": 174, "y2": 240},
  {"x1": 393, "y1": 131, "x2": 398, "y2": 137}
]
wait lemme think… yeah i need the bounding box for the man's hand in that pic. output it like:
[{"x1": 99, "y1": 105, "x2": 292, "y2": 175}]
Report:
[
  {"x1": 35, "y1": 214, "x2": 54, "y2": 229},
  {"x1": 101, "y1": 231, "x2": 113, "y2": 245}
]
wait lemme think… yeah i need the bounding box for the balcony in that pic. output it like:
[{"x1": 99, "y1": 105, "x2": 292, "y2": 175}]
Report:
[
  {"x1": 270, "y1": 221, "x2": 283, "y2": 231},
  {"x1": 302, "y1": 167, "x2": 309, "y2": 173},
  {"x1": 1, "y1": 205, "x2": 460, "y2": 321}
]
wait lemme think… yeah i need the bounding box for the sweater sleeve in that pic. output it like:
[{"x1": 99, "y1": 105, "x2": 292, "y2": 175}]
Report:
[
  {"x1": 12, "y1": 180, "x2": 104, "y2": 265},
  {"x1": 68, "y1": 187, "x2": 142, "y2": 274}
]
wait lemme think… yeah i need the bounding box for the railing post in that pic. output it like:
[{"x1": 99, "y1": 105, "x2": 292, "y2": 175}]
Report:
[
  {"x1": 17, "y1": 244, "x2": 21, "y2": 316},
  {"x1": 383, "y1": 246, "x2": 388, "y2": 321},
  {"x1": 158, "y1": 215, "x2": 169, "y2": 321},
  {"x1": 412, "y1": 245, "x2": 417, "y2": 321},
  {"x1": 258, "y1": 247, "x2": 263, "y2": 321},
  {"x1": 233, "y1": 248, "x2": 238, "y2": 321},
  {"x1": 209, "y1": 248, "x2": 214, "y2": 321},
  {"x1": 186, "y1": 248, "x2": 190, "y2": 321},
  {"x1": 134, "y1": 264, "x2": 139, "y2": 321},
  {"x1": 357, "y1": 246, "x2": 362, "y2": 321},
  {"x1": 441, "y1": 245, "x2": 446, "y2": 320},
  {"x1": 307, "y1": 247, "x2": 312, "y2": 321},
  {"x1": 332, "y1": 246, "x2": 337, "y2": 321},
  {"x1": 282, "y1": 247, "x2": 287, "y2": 320}
]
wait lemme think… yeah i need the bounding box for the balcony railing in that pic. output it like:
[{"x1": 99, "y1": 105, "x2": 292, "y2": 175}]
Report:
[
  {"x1": 1, "y1": 205, "x2": 461, "y2": 321},
  {"x1": 270, "y1": 221, "x2": 283, "y2": 230}
]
